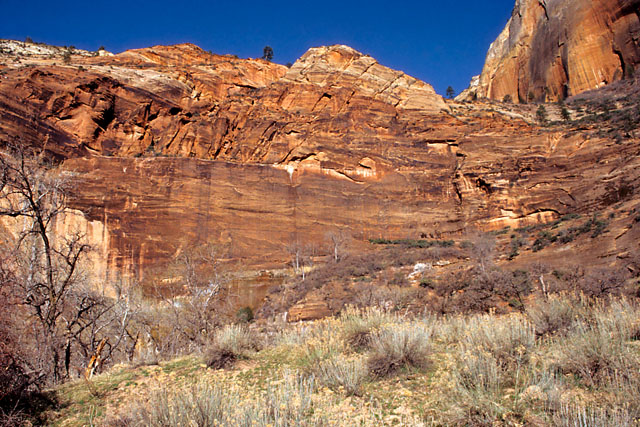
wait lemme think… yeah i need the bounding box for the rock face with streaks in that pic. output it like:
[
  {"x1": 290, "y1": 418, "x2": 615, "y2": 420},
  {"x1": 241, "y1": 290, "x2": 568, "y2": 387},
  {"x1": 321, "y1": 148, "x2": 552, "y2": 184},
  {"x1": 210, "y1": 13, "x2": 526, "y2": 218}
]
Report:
[
  {"x1": 462, "y1": 0, "x2": 640, "y2": 102},
  {"x1": 0, "y1": 40, "x2": 639, "y2": 305},
  {"x1": 283, "y1": 45, "x2": 448, "y2": 112}
]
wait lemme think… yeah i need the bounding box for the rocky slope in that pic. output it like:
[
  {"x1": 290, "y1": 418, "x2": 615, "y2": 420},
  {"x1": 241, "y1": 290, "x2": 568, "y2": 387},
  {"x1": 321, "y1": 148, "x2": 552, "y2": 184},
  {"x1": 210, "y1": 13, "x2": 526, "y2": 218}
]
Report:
[
  {"x1": 1, "y1": 40, "x2": 639, "y2": 306},
  {"x1": 460, "y1": 0, "x2": 640, "y2": 102}
]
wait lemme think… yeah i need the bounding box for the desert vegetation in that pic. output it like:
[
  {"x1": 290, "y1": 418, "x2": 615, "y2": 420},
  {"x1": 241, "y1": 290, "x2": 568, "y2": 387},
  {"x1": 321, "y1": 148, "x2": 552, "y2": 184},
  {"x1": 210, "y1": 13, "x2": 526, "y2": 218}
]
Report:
[
  {"x1": 0, "y1": 145, "x2": 245, "y2": 424},
  {"x1": 20, "y1": 295, "x2": 637, "y2": 426},
  {"x1": 1, "y1": 144, "x2": 639, "y2": 425}
]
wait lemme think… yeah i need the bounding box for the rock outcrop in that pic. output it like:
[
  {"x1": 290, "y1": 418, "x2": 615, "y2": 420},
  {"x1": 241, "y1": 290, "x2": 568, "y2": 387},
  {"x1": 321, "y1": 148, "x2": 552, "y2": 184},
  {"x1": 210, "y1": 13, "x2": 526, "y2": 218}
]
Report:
[
  {"x1": 462, "y1": 0, "x2": 640, "y2": 102},
  {"x1": 0, "y1": 41, "x2": 639, "y2": 295},
  {"x1": 283, "y1": 45, "x2": 448, "y2": 112}
]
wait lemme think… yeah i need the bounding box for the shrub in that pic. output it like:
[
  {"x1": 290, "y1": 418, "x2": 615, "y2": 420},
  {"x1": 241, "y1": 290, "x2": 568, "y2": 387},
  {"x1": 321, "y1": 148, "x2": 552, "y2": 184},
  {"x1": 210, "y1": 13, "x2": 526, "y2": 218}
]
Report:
[
  {"x1": 433, "y1": 266, "x2": 531, "y2": 314},
  {"x1": 298, "y1": 339, "x2": 342, "y2": 370},
  {"x1": 490, "y1": 226, "x2": 511, "y2": 236},
  {"x1": 367, "y1": 323, "x2": 432, "y2": 377},
  {"x1": 235, "y1": 306, "x2": 254, "y2": 323},
  {"x1": 120, "y1": 382, "x2": 229, "y2": 426},
  {"x1": 536, "y1": 105, "x2": 548, "y2": 125},
  {"x1": 508, "y1": 235, "x2": 524, "y2": 260},
  {"x1": 590, "y1": 217, "x2": 608, "y2": 238},
  {"x1": 340, "y1": 306, "x2": 396, "y2": 351},
  {"x1": 459, "y1": 314, "x2": 535, "y2": 366},
  {"x1": 419, "y1": 277, "x2": 435, "y2": 289},
  {"x1": 528, "y1": 91, "x2": 536, "y2": 103},
  {"x1": 313, "y1": 355, "x2": 367, "y2": 396},
  {"x1": 0, "y1": 356, "x2": 34, "y2": 425},
  {"x1": 561, "y1": 213, "x2": 581, "y2": 222},
  {"x1": 593, "y1": 298, "x2": 640, "y2": 342},
  {"x1": 456, "y1": 350, "x2": 501, "y2": 395},
  {"x1": 368, "y1": 238, "x2": 454, "y2": 248},
  {"x1": 532, "y1": 230, "x2": 554, "y2": 252},
  {"x1": 447, "y1": 313, "x2": 562, "y2": 426},
  {"x1": 291, "y1": 320, "x2": 345, "y2": 371},
  {"x1": 552, "y1": 311, "x2": 640, "y2": 387},
  {"x1": 525, "y1": 294, "x2": 583, "y2": 336},
  {"x1": 578, "y1": 268, "x2": 627, "y2": 297},
  {"x1": 204, "y1": 324, "x2": 258, "y2": 369},
  {"x1": 449, "y1": 348, "x2": 539, "y2": 426}
]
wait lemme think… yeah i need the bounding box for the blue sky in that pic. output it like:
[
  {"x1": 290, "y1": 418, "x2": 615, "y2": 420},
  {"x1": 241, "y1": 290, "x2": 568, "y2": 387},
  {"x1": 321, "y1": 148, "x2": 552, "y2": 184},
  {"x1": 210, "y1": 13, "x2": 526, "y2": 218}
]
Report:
[{"x1": 1, "y1": 0, "x2": 515, "y2": 96}]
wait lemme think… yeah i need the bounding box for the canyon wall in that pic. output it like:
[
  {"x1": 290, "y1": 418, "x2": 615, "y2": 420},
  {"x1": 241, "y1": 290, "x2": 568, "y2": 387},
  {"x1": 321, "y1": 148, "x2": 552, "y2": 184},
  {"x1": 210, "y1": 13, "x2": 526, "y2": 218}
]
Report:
[
  {"x1": 1, "y1": 40, "x2": 639, "y2": 286},
  {"x1": 461, "y1": 0, "x2": 640, "y2": 102}
]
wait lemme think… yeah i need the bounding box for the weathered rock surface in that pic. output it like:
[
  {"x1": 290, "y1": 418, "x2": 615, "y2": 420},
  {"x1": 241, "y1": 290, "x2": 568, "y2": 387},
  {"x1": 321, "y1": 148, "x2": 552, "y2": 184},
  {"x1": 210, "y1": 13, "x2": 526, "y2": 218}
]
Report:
[
  {"x1": 283, "y1": 45, "x2": 448, "y2": 112},
  {"x1": 463, "y1": 0, "x2": 640, "y2": 102},
  {"x1": 1, "y1": 41, "x2": 639, "y2": 300}
]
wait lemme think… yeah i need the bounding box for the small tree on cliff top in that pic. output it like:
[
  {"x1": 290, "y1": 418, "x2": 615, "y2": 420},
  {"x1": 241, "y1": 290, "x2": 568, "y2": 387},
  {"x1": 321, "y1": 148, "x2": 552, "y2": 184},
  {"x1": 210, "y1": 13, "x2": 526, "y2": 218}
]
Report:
[
  {"x1": 446, "y1": 86, "x2": 455, "y2": 99},
  {"x1": 262, "y1": 46, "x2": 274, "y2": 61}
]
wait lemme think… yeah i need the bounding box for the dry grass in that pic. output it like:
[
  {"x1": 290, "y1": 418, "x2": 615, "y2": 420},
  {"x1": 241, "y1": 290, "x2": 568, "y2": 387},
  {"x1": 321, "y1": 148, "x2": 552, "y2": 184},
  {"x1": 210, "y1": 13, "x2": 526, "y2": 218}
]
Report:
[
  {"x1": 108, "y1": 371, "x2": 321, "y2": 426},
  {"x1": 49, "y1": 295, "x2": 640, "y2": 426},
  {"x1": 551, "y1": 298, "x2": 640, "y2": 387},
  {"x1": 555, "y1": 404, "x2": 634, "y2": 427},
  {"x1": 313, "y1": 355, "x2": 368, "y2": 396}
]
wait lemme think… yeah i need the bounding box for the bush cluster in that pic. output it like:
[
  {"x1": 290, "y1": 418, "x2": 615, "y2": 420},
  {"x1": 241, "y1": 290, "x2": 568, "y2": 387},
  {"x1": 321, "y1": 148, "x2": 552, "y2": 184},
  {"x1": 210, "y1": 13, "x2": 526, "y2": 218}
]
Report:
[{"x1": 204, "y1": 324, "x2": 259, "y2": 369}]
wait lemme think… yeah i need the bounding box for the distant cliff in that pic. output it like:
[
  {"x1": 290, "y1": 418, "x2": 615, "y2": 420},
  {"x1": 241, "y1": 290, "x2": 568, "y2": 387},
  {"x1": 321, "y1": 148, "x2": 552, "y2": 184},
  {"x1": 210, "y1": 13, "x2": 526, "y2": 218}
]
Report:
[{"x1": 459, "y1": 0, "x2": 640, "y2": 102}]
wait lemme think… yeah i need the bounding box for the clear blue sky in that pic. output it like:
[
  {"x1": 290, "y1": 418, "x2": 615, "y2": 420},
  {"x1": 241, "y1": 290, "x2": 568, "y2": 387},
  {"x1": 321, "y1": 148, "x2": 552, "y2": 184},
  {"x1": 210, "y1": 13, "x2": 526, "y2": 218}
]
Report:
[{"x1": 1, "y1": 0, "x2": 515, "y2": 96}]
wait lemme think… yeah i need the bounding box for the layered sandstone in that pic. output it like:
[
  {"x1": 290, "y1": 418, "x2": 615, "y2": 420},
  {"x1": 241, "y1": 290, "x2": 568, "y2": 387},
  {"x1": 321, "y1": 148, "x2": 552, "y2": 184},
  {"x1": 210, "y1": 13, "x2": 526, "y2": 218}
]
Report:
[
  {"x1": 0, "y1": 41, "x2": 639, "y2": 295},
  {"x1": 461, "y1": 0, "x2": 640, "y2": 102},
  {"x1": 283, "y1": 45, "x2": 448, "y2": 112}
]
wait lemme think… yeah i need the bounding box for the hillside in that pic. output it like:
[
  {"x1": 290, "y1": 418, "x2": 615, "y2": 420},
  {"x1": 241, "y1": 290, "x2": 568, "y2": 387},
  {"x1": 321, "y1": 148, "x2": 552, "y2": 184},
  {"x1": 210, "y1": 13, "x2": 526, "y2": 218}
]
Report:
[
  {"x1": 40, "y1": 299, "x2": 640, "y2": 426},
  {"x1": 2, "y1": 1, "x2": 640, "y2": 424}
]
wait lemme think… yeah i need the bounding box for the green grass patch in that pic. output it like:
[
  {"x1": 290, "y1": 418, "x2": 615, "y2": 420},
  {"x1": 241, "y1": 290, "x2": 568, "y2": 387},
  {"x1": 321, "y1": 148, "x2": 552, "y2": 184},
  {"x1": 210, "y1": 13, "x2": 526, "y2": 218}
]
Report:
[{"x1": 369, "y1": 238, "x2": 454, "y2": 248}]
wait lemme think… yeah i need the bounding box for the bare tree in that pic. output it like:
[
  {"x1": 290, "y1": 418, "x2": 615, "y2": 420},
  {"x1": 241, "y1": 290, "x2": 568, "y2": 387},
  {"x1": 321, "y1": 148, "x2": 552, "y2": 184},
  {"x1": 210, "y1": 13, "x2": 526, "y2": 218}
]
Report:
[
  {"x1": 468, "y1": 232, "x2": 496, "y2": 273},
  {"x1": 325, "y1": 230, "x2": 350, "y2": 263},
  {"x1": 286, "y1": 240, "x2": 304, "y2": 276},
  {"x1": 0, "y1": 143, "x2": 115, "y2": 384},
  {"x1": 286, "y1": 239, "x2": 314, "y2": 280},
  {"x1": 144, "y1": 243, "x2": 229, "y2": 355}
]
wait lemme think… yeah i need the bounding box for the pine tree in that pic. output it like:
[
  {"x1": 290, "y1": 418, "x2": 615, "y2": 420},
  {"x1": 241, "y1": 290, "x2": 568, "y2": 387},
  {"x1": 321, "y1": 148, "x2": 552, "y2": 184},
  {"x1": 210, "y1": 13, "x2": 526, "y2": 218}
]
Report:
[
  {"x1": 536, "y1": 105, "x2": 548, "y2": 125},
  {"x1": 446, "y1": 86, "x2": 455, "y2": 99},
  {"x1": 262, "y1": 46, "x2": 274, "y2": 61}
]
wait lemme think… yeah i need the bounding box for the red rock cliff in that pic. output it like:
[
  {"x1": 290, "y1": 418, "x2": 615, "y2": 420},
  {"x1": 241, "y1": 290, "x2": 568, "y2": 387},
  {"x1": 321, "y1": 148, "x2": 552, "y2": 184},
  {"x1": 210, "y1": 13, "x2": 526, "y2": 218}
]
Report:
[
  {"x1": 463, "y1": 0, "x2": 640, "y2": 102},
  {"x1": 0, "y1": 40, "x2": 638, "y2": 287}
]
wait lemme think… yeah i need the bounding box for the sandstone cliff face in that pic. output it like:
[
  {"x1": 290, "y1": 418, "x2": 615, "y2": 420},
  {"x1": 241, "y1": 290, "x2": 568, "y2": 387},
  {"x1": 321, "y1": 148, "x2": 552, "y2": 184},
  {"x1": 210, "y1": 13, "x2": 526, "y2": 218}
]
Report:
[
  {"x1": 0, "y1": 41, "x2": 639, "y2": 293},
  {"x1": 283, "y1": 45, "x2": 448, "y2": 112},
  {"x1": 464, "y1": 0, "x2": 640, "y2": 102}
]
